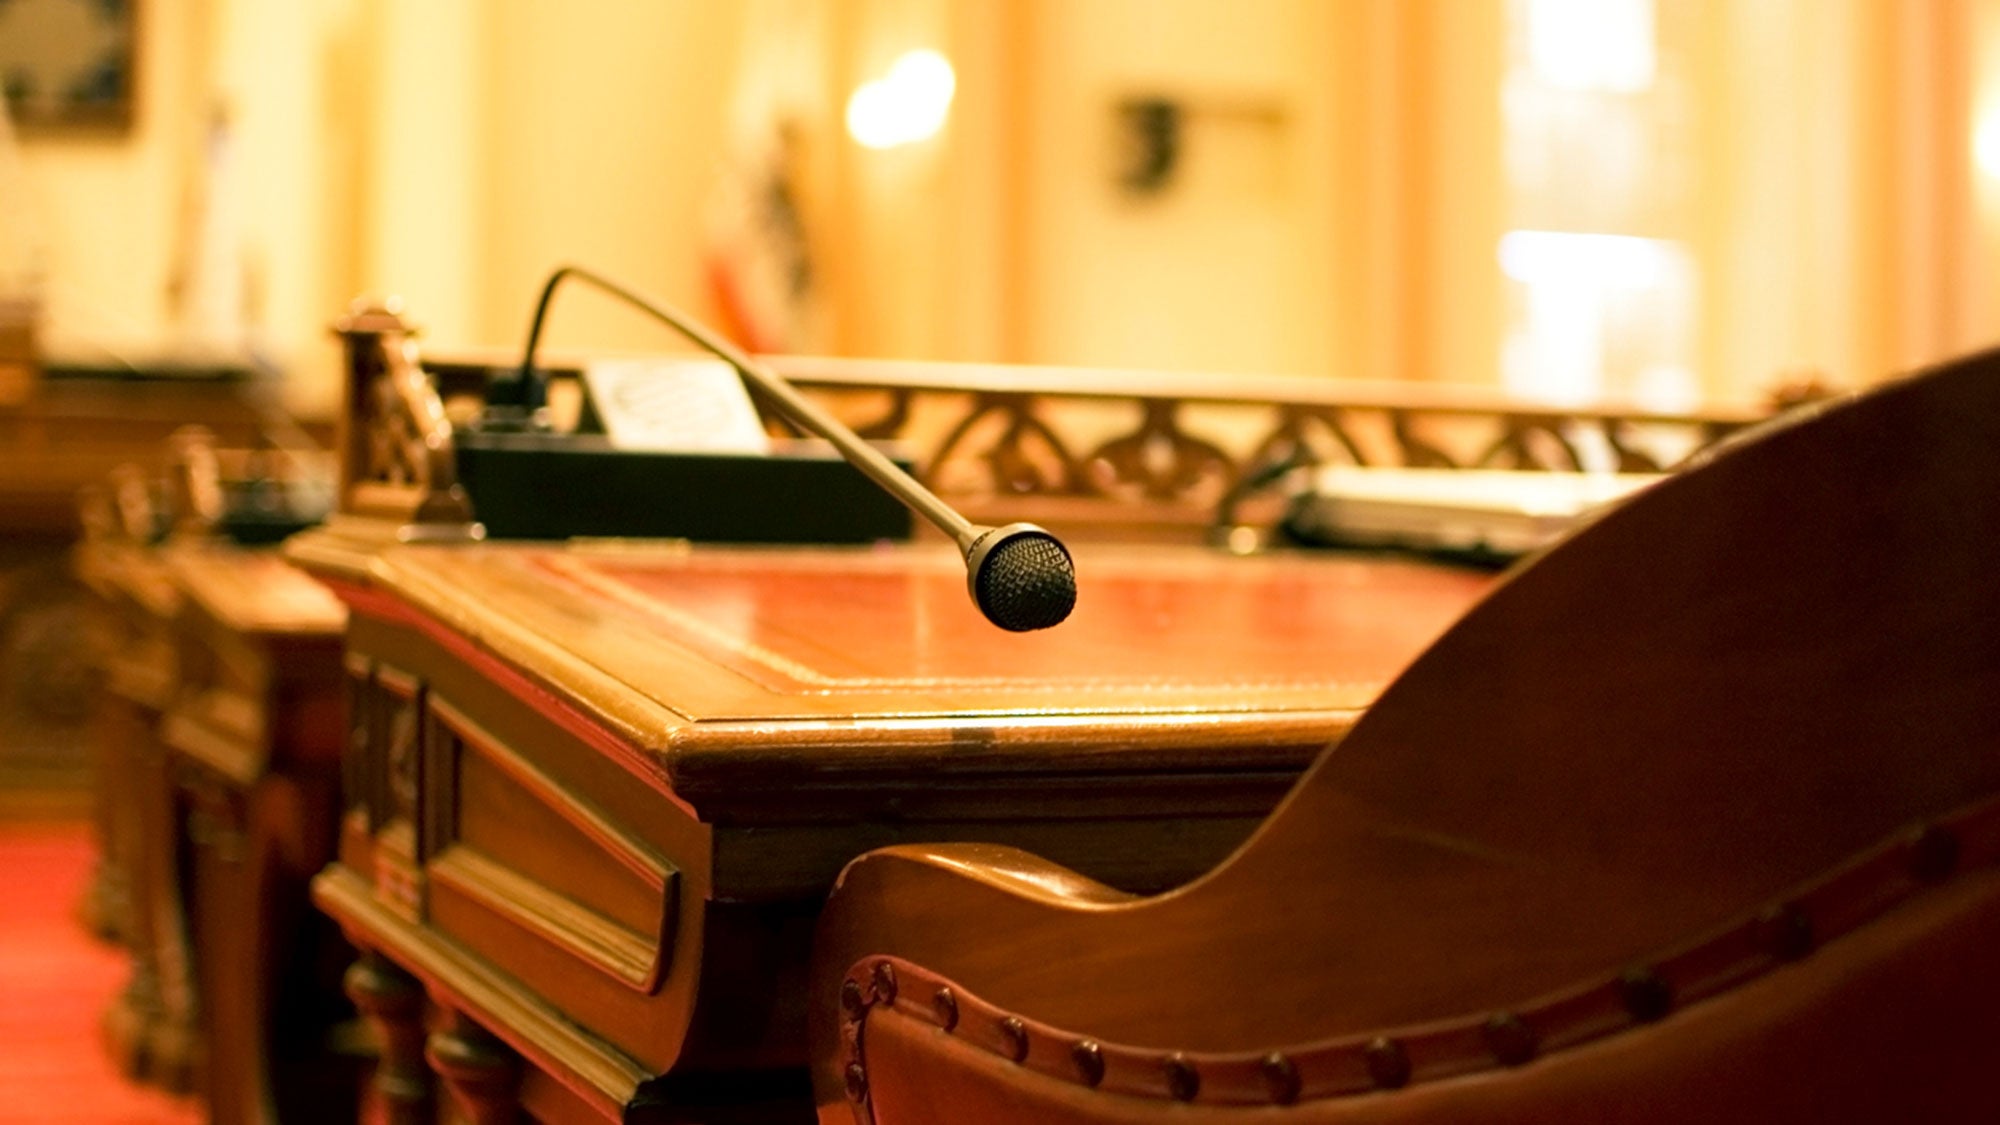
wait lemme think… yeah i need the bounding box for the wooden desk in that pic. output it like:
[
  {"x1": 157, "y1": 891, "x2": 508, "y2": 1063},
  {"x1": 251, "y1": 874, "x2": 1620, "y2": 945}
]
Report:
[
  {"x1": 71, "y1": 434, "x2": 350, "y2": 1120},
  {"x1": 73, "y1": 525, "x2": 193, "y2": 1087},
  {"x1": 286, "y1": 531, "x2": 1489, "y2": 1123},
  {"x1": 1, "y1": 362, "x2": 312, "y2": 803},
  {"x1": 159, "y1": 544, "x2": 355, "y2": 1124}
]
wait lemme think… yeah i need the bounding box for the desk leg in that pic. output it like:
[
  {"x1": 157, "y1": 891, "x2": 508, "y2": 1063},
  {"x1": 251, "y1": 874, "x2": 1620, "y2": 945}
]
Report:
[
  {"x1": 81, "y1": 712, "x2": 134, "y2": 944},
  {"x1": 102, "y1": 724, "x2": 199, "y2": 1092},
  {"x1": 427, "y1": 1010, "x2": 520, "y2": 1124},
  {"x1": 345, "y1": 951, "x2": 431, "y2": 1124},
  {"x1": 185, "y1": 780, "x2": 261, "y2": 1124}
]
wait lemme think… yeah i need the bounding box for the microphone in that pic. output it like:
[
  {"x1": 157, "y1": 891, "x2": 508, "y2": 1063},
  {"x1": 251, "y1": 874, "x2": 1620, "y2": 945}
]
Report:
[{"x1": 516, "y1": 265, "x2": 1076, "y2": 632}]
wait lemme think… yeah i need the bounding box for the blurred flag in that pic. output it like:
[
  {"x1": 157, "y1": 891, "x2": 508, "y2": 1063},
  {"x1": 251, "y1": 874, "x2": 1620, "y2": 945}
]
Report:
[
  {"x1": 169, "y1": 101, "x2": 248, "y2": 358},
  {"x1": 703, "y1": 0, "x2": 826, "y2": 354}
]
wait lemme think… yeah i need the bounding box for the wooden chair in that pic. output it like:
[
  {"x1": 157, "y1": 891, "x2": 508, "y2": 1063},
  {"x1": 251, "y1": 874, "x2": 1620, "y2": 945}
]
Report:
[{"x1": 806, "y1": 348, "x2": 2000, "y2": 1123}]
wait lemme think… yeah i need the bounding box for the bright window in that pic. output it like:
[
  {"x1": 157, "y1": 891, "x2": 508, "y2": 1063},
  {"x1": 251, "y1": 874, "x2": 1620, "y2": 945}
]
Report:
[{"x1": 1501, "y1": 0, "x2": 1696, "y2": 408}]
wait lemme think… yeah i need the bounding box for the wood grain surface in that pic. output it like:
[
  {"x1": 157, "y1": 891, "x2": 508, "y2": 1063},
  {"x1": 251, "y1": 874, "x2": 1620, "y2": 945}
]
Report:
[
  {"x1": 804, "y1": 350, "x2": 2000, "y2": 1123},
  {"x1": 289, "y1": 534, "x2": 1495, "y2": 1120}
]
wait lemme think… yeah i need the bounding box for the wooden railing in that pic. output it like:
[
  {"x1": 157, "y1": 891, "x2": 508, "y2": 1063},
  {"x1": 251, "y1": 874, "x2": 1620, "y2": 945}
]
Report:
[
  {"x1": 344, "y1": 305, "x2": 1770, "y2": 542},
  {"x1": 759, "y1": 356, "x2": 1763, "y2": 535}
]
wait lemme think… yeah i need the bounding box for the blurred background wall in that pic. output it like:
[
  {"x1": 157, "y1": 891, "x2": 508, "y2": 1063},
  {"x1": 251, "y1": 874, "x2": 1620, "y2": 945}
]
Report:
[{"x1": 7, "y1": 0, "x2": 2000, "y2": 419}]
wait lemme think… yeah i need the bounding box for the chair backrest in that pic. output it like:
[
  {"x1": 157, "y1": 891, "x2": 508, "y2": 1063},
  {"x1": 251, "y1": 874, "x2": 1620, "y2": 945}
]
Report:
[
  {"x1": 823, "y1": 349, "x2": 2000, "y2": 1123},
  {"x1": 1177, "y1": 345, "x2": 2000, "y2": 1044}
]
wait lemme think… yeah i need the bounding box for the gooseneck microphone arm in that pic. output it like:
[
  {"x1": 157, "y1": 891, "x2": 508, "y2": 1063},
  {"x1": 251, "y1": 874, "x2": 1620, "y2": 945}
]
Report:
[{"x1": 518, "y1": 265, "x2": 1076, "y2": 631}]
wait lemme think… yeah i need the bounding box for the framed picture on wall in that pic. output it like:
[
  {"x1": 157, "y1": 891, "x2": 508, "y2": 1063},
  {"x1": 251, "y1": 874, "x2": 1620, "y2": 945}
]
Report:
[{"x1": 0, "y1": 0, "x2": 136, "y2": 131}]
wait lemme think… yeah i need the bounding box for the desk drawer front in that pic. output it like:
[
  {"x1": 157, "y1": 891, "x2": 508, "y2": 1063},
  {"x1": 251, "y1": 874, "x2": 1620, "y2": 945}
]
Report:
[
  {"x1": 427, "y1": 695, "x2": 677, "y2": 993},
  {"x1": 340, "y1": 658, "x2": 426, "y2": 918},
  {"x1": 340, "y1": 654, "x2": 679, "y2": 995}
]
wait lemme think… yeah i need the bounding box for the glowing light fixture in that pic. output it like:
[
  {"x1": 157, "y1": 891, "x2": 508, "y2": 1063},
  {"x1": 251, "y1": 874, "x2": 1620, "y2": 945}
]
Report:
[
  {"x1": 1499, "y1": 229, "x2": 1694, "y2": 406},
  {"x1": 1977, "y1": 114, "x2": 2000, "y2": 179},
  {"x1": 1524, "y1": 0, "x2": 1655, "y2": 93},
  {"x1": 846, "y1": 49, "x2": 956, "y2": 150},
  {"x1": 1499, "y1": 230, "x2": 1673, "y2": 287}
]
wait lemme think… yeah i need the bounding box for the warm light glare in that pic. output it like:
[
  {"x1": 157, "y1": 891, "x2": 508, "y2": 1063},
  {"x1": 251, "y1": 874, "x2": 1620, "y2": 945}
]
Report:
[
  {"x1": 1525, "y1": 0, "x2": 1655, "y2": 93},
  {"x1": 1977, "y1": 114, "x2": 2000, "y2": 179},
  {"x1": 1499, "y1": 230, "x2": 1695, "y2": 408},
  {"x1": 846, "y1": 49, "x2": 956, "y2": 150},
  {"x1": 1499, "y1": 230, "x2": 1670, "y2": 287}
]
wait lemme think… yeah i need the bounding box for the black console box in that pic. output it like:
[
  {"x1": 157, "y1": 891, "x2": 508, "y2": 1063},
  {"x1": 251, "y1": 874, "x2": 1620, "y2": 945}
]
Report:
[{"x1": 453, "y1": 431, "x2": 915, "y2": 544}]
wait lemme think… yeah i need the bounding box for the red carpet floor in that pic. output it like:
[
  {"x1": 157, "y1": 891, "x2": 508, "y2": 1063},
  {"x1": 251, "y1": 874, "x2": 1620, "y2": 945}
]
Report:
[{"x1": 0, "y1": 821, "x2": 202, "y2": 1124}]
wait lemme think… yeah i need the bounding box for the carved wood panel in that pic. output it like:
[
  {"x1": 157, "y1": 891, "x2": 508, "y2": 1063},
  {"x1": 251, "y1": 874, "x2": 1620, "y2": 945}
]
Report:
[{"x1": 413, "y1": 350, "x2": 1764, "y2": 540}]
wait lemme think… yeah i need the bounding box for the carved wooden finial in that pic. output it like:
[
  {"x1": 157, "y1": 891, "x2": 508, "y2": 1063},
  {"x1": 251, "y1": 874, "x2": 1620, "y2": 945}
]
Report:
[{"x1": 166, "y1": 425, "x2": 224, "y2": 539}]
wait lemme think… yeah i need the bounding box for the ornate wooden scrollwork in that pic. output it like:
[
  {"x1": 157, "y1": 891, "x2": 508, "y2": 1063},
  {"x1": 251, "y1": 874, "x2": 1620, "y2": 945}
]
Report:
[
  {"x1": 391, "y1": 346, "x2": 1764, "y2": 540},
  {"x1": 333, "y1": 301, "x2": 474, "y2": 528},
  {"x1": 107, "y1": 461, "x2": 162, "y2": 543},
  {"x1": 1601, "y1": 419, "x2": 1670, "y2": 473},
  {"x1": 1085, "y1": 399, "x2": 1234, "y2": 504},
  {"x1": 1245, "y1": 406, "x2": 1368, "y2": 475},
  {"x1": 385, "y1": 691, "x2": 421, "y2": 825},
  {"x1": 932, "y1": 392, "x2": 1088, "y2": 497},
  {"x1": 852, "y1": 387, "x2": 914, "y2": 440},
  {"x1": 166, "y1": 425, "x2": 225, "y2": 538},
  {"x1": 1474, "y1": 416, "x2": 1585, "y2": 471},
  {"x1": 1386, "y1": 410, "x2": 1459, "y2": 469},
  {"x1": 761, "y1": 363, "x2": 1767, "y2": 535}
]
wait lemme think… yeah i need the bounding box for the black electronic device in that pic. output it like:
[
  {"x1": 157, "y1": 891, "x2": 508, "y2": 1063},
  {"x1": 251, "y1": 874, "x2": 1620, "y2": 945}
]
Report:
[
  {"x1": 217, "y1": 475, "x2": 331, "y2": 544},
  {"x1": 466, "y1": 265, "x2": 1075, "y2": 631},
  {"x1": 453, "y1": 427, "x2": 914, "y2": 544}
]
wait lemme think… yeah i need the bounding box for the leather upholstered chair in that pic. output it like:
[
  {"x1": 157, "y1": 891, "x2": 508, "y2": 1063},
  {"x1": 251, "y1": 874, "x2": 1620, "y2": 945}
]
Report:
[{"x1": 806, "y1": 350, "x2": 2000, "y2": 1124}]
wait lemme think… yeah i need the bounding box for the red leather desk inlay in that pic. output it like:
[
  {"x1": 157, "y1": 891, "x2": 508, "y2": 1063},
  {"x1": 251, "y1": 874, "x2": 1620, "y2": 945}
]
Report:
[{"x1": 525, "y1": 545, "x2": 1491, "y2": 696}]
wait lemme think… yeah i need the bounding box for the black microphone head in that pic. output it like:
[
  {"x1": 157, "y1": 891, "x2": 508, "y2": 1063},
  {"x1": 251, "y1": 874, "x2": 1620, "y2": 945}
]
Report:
[{"x1": 964, "y1": 523, "x2": 1076, "y2": 631}]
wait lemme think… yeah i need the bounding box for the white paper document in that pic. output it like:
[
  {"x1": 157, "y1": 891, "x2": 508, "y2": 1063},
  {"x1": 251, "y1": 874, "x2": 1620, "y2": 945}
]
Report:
[{"x1": 581, "y1": 358, "x2": 772, "y2": 455}]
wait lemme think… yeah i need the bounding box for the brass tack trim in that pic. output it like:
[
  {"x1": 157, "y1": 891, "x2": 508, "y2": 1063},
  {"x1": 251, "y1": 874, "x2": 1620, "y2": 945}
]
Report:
[
  {"x1": 871, "y1": 960, "x2": 898, "y2": 1005},
  {"x1": 1754, "y1": 902, "x2": 1813, "y2": 961},
  {"x1": 1365, "y1": 1036, "x2": 1411, "y2": 1089},
  {"x1": 1164, "y1": 1053, "x2": 1200, "y2": 1102},
  {"x1": 1072, "y1": 1040, "x2": 1105, "y2": 1087},
  {"x1": 932, "y1": 987, "x2": 958, "y2": 1031},
  {"x1": 1907, "y1": 823, "x2": 1960, "y2": 882},
  {"x1": 1617, "y1": 966, "x2": 1673, "y2": 1023},
  {"x1": 1482, "y1": 1012, "x2": 1536, "y2": 1067},
  {"x1": 1261, "y1": 1051, "x2": 1302, "y2": 1104},
  {"x1": 998, "y1": 1016, "x2": 1029, "y2": 1063},
  {"x1": 835, "y1": 791, "x2": 2000, "y2": 1110}
]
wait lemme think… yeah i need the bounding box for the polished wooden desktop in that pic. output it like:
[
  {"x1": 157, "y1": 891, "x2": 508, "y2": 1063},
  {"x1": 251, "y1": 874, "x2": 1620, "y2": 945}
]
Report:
[{"x1": 287, "y1": 528, "x2": 1488, "y2": 1123}]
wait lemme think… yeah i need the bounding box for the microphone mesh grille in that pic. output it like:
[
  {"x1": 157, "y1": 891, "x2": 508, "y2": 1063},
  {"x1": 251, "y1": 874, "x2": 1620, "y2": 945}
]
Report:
[{"x1": 975, "y1": 533, "x2": 1077, "y2": 631}]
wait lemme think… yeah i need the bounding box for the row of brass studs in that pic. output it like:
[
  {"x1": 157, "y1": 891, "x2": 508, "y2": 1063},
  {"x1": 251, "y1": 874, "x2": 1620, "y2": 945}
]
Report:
[{"x1": 841, "y1": 814, "x2": 1980, "y2": 1109}]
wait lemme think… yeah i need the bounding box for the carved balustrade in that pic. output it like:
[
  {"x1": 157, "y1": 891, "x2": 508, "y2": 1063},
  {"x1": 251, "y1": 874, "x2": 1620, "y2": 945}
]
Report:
[{"x1": 405, "y1": 342, "x2": 1767, "y2": 541}]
